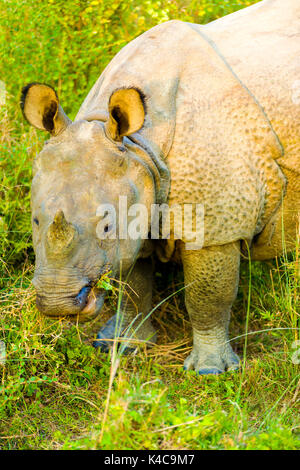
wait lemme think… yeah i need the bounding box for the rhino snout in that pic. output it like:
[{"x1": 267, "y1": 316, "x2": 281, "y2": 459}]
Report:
[{"x1": 34, "y1": 279, "x2": 105, "y2": 320}]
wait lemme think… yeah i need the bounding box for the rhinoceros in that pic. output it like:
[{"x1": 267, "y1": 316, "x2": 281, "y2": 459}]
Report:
[{"x1": 20, "y1": 0, "x2": 300, "y2": 374}]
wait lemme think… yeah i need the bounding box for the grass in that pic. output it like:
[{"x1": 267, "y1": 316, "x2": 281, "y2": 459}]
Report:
[
  {"x1": 0, "y1": 256, "x2": 299, "y2": 449},
  {"x1": 0, "y1": 0, "x2": 299, "y2": 451}
]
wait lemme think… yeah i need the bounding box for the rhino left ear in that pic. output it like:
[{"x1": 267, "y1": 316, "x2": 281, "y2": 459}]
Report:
[
  {"x1": 20, "y1": 83, "x2": 71, "y2": 136},
  {"x1": 106, "y1": 88, "x2": 145, "y2": 142}
]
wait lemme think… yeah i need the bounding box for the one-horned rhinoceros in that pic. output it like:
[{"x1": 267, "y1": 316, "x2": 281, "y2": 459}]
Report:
[{"x1": 20, "y1": 0, "x2": 300, "y2": 374}]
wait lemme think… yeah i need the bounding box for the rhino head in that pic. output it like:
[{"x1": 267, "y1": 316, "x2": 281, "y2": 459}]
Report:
[{"x1": 20, "y1": 83, "x2": 161, "y2": 321}]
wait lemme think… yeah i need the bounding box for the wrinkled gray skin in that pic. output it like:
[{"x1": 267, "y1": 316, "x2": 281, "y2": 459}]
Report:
[
  {"x1": 21, "y1": 0, "x2": 300, "y2": 374},
  {"x1": 30, "y1": 117, "x2": 162, "y2": 326}
]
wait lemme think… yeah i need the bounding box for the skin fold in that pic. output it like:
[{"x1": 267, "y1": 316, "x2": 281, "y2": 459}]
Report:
[{"x1": 20, "y1": 0, "x2": 300, "y2": 374}]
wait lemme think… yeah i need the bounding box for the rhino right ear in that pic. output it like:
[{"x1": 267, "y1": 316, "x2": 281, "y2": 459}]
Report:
[
  {"x1": 106, "y1": 88, "x2": 146, "y2": 142},
  {"x1": 20, "y1": 83, "x2": 71, "y2": 136}
]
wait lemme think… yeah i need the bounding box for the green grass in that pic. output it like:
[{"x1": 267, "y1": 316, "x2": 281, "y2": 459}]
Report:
[
  {"x1": 0, "y1": 0, "x2": 299, "y2": 450},
  {"x1": 1, "y1": 257, "x2": 299, "y2": 449}
]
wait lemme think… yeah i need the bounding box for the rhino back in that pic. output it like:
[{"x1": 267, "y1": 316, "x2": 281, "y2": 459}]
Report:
[
  {"x1": 77, "y1": 16, "x2": 291, "y2": 249},
  {"x1": 202, "y1": 0, "x2": 300, "y2": 254},
  {"x1": 205, "y1": 0, "x2": 300, "y2": 161}
]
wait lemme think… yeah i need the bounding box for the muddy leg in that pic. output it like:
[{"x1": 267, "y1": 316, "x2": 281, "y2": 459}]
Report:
[
  {"x1": 93, "y1": 258, "x2": 156, "y2": 351},
  {"x1": 180, "y1": 241, "x2": 241, "y2": 375}
]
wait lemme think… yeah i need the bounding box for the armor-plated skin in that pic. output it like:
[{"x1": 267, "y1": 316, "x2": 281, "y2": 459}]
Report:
[{"x1": 21, "y1": 0, "x2": 300, "y2": 374}]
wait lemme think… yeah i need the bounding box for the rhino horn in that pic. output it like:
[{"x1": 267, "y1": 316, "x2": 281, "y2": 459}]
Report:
[{"x1": 46, "y1": 210, "x2": 78, "y2": 255}]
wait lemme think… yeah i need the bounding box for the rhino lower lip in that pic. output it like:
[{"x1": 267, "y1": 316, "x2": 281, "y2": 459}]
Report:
[
  {"x1": 78, "y1": 294, "x2": 105, "y2": 323},
  {"x1": 40, "y1": 288, "x2": 105, "y2": 322},
  {"x1": 81, "y1": 289, "x2": 98, "y2": 314},
  {"x1": 74, "y1": 288, "x2": 105, "y2": 321}
]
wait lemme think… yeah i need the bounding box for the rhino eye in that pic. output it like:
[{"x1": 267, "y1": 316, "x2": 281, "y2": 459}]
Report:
[
  {"x1": 33, "y1": 217, "x2": 39, "y2": 226},
  {"x1": 104, "y1": 224, "x2": 112, "y2": 233}
]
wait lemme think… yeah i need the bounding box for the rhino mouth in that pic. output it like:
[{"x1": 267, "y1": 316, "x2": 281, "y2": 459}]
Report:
[
  {"x1": 36, "y1": 285, "x2": 106, "y2": 323},
  {"x1": 76, "y1": 286, "x2": 106, "y2": 321}
]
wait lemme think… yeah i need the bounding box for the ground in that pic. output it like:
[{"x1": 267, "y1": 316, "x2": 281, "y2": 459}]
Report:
[{"x1": 0, "y1": 259, "x2": 299, "y2": 449}]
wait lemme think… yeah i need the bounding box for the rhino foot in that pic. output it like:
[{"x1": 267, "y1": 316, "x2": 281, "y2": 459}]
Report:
[
  {"x1": 93, "y1": 313, "x2": 157, "y2": 353},
  {"x1": 93, "y1": 315, "x2": 119, "y2": 352},
  {"x1": 183, "y1": 342, "x2": 240, "y2": 375}
]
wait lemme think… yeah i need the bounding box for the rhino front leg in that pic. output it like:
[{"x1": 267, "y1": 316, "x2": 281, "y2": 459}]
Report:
[
  {"x1": 180, "y1": 241, "x2": 241, "y2": 375},
  {"x1": 93, "y1": 258, "x2": 157, "y2": 352}
]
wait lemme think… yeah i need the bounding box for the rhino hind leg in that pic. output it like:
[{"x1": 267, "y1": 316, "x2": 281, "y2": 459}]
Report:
[
  {"x1": 93, "y1": 258, "x2": 156, "y2": 353},
  {"x1": 180, "y1": 241, "x2": 241, "y2": 375}
]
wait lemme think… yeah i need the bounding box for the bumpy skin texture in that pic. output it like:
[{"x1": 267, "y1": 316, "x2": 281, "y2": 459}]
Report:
[
  {"x1": 23, "y1": 0, "x2": 300, "y2": 374},
  {"x1": 204, "y1": 0, "x2": 300, "y2": 259},
  {"x1": 180, "y1": 242, "x2": 241, "y2": 374}
]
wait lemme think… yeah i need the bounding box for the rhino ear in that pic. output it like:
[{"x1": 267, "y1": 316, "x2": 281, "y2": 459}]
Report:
[
  {"x1": 20, "y1": 83, "x2": 71, "y2": 136},
  {"x1": 106, "y1": 88, "x2": 145, "y2": 142}
]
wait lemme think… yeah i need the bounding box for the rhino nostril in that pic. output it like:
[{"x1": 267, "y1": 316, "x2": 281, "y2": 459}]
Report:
[{"x1": 75, "y1": 286, "x2": 91, "y2": 310}]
